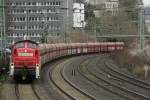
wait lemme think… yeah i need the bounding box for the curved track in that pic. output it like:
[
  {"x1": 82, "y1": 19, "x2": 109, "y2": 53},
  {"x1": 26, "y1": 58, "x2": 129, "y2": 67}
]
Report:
[
  {"x1": 103, "y1": 59, "x2": 150, "y2": 89},
  {"x1": 98, "y1": 57, "x2": 150, "y2": 96},
  {"x1": 7, "y1": 54, "x2": 150, "y2": 100},
  {"x1": 49, "y1": 58, "x2": 94, "y2": 100},
  {"x1": 59, "y1": 54, "x2": 150, "y2": 100},
  {"x1": 79, "y1": 55, "x2": 150, "y2": 100},
  {"x1": 77, "y1": 57, "x2": 133, "y2": 100}
]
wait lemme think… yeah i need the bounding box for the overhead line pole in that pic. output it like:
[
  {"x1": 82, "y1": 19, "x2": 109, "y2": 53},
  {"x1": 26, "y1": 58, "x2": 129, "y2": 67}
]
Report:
[
  {"x1": 138, "y1": 5, "x2": 145, "y2": 50},
  {"x1": 0, "y1": 1, "x2": 3, "y2": 65},
  {"x1": 2, "y1": 0, "x2": 6, "y2": 66},
  {"x1": 141, "y1": 7, "x2": 145, "y2": 50},
  {"x1": 0, "y1": 0, "x2": 7, "y2": 67},
  {"x1": 66, "y1": 0, "x2": 69, "y2": 43}
]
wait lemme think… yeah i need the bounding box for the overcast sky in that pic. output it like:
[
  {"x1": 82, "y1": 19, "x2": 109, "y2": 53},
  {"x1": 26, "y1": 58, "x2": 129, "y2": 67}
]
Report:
[{"x1": 143, "y1": 0, "x2": 150, "y2": 5}]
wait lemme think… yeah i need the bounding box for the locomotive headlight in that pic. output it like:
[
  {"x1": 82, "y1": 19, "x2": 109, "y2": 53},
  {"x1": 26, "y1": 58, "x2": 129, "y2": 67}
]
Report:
[
  {"x1": 11, "y1": 63, "x2": 14, "y2": 66},
  {"x1": 10, "y1": 63, "x2": 14, "y2": 76},
  {"x1": 36, "y1": 64, "x2": 40, "y2": 78},
  {"x1": 25, "y1": 49, "x2": 27, "y2": 52}
]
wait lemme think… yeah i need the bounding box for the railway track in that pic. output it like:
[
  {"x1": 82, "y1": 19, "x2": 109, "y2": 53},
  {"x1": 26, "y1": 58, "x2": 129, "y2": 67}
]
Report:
[
  {"x1": 104, "y1": 59, "x2": 150, "y2": 89},
  {"x1": 62, "y1": 55, "x2": 124, "y2": 100},
  {"x1": 77, "y1": 58, "x2": 133, "y2": 100},
  {"x1": 7, "y1": 54, "x2": 150, "y2": 100},
  {"x1": 49, "y1": 58, "x2": 95, "y2": 100},
  {"x1": 98, "y1": 58, "x2": 150, "y2": 94},
  {"x1": 77, "y1": 55, "x2": 150, "y2": 100},
  {"x1": 14, "y1": 83, "x2": 41, "y2": 100},
  {"x1": 100, "y1": 58, "x2": 150, "y2": 97}
]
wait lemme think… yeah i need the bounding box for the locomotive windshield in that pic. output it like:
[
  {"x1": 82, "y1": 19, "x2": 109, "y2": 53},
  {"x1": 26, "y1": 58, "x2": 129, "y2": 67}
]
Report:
[
  {"x1": 28, "y1": 42, "x2": 37, "y2": 48},
  {"x1": 15, "y1": 42, "x2": 24, "y2": 48}
]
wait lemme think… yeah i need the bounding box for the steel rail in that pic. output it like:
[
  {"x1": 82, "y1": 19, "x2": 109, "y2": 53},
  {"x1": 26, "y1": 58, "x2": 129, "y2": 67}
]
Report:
[
  {"x1": 87, "y1": 56, "x2": 150, "y2": 99},
  {"x1": 104, "y1": 59, "x2": 150, "y2": 88},
  {"x1": 77, "y1": 58, "x2": 133, "y2": 100},
  {"x1": 61, "y1": 57, "x2": 96, "y2": 100},
  {"x1": 14, "y1": 84, "x2": 20, "y2": 100},
  {"x1": 31, "y1": 84, "x2": 42, "y2": 100},
  {"x1": 87, "y1": 65, "x2": 150, "y2": 99},
  {"x1": 14, "y1": 83, "x2": 42, "y2": 100},
  {"x1": 98, "y1": 61, "x2": 150, "y2": 92},
  {"x1": 49, "y1": 59, "x2": 92, "y2": 100},
  {"x1": 49, "y1": 61, "x2": 75, "y2": 100},
  {"x1": 93, "y1": 55, "x2": 150, "y2": 91}
]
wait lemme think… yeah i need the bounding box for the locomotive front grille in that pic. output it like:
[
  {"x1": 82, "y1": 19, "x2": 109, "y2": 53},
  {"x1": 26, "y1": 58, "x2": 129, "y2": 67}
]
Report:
[{"x1": 14, "y1": 57, "x2": 36, "y2": 66}]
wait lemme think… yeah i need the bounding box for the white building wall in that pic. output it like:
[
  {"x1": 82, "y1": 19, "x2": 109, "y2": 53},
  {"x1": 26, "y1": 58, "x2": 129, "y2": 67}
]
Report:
[
  {"x1": 73, "y1": 3, "x2": 85, "y2": 28},
  {"x1": 105, "y1": 0, "x2": 119, "y2": 15}
]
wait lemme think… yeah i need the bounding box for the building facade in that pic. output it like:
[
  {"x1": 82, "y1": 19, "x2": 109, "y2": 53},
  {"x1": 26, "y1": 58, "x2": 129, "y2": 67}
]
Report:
[
  {"x1": 6, "y1": 0, "x2": 75, "y2": 44},
  {"x1": 105, "y1": 0, "x2": 119, "y2": 15},
  {"x1": 73, "y1": 2, "x2": 85, "y2": 28}
]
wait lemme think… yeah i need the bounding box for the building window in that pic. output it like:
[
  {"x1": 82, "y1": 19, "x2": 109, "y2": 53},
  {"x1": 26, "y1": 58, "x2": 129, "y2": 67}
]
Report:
[
  {"x1": 53, "y1": 2, "x2": 56, "y2": 5},
  {"x1": 28, "y1": 2, "x2": 31, "y2": 6},
  {"x1": 44, "y1": 2, "x2": 47, "y2": 6},
  {"x1": 32, "y1": 2, "x2": 36, "y2": 6},
  {"x1": 56, "y1": 2, "x2": 60, "y2": 6}
]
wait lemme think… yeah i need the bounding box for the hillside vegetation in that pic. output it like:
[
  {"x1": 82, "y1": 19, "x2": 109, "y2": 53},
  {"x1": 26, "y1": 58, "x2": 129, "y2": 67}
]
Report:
[{"x1": 113, "y1": 0, "x2": 150, "y2": 80}]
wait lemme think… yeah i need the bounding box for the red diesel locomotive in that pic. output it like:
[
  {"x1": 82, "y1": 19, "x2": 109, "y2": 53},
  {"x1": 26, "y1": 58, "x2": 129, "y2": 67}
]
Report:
[
  {"x1": 10, "y1": 40, "x2": 40, "y2": 80},
  {"x1": 10, "y1": 40, "x2": 124, "y2": 80}
]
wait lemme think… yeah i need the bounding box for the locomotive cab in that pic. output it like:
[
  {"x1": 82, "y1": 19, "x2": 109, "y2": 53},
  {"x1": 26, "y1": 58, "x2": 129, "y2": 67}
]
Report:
[{"x1": 10, "y1": 40, "x2": 40, "y2": 80}]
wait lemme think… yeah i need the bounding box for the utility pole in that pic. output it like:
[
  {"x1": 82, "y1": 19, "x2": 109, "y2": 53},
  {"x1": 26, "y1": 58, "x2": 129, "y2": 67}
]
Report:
[
  {"x1": 65, "y1": 0, "x2": 69, "y2": 43},
  {"x1": 2, "y1": 0, "x2": 7, "y2": 66},
  {"x1": 41, "y1": 9, "x2": 49, "y2": 43},
  {"x1": 26, "y1": 8, "x2": 28, "y2": 38},
  {"x1": 94, "y1": 21, "x2": 97, "y2": 42},
  {"x1": 0, "y1": 0, "x2": 7, "y2": 67},
  {"x1": 94, "y1": 0, "x2": 96, "y2": 42},
  {"x1": 138, "y1": 5, "x2": 145, "y2": 50},
  {"x1": 0, "y1": 4, "x2": 3, "y2": 66}
]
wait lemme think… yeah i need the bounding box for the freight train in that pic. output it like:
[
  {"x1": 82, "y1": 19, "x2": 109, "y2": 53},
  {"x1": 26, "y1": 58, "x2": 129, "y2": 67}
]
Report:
[{"x1": 9, "y1": 40, "x2": 124, "y2": 80}]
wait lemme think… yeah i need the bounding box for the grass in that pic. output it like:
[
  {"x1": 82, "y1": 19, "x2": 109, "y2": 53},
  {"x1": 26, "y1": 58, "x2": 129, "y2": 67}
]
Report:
[{"x1": 0, "y1": 75, "x2": 5, "y2": 81}]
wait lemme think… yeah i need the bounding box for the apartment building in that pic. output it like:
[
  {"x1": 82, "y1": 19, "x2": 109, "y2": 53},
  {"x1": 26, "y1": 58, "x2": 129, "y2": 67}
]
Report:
[{"x1": 5, "y1": 0, "x2": 74, "y2": 44}]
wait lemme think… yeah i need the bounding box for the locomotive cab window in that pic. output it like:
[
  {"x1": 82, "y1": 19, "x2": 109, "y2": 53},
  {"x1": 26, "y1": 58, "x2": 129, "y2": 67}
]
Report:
[
  {"x1": 28, "y1": 42, "x2": 37, "y2": 48},
  {"x1": 15, "y1": 42, "x2": 24, "y2": 48}
]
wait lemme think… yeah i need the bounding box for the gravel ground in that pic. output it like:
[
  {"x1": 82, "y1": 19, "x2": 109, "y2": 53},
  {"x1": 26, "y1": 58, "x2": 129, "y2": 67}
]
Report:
[
  {"x1": 40, "y1": 59, "x2": 68, "y2": 100},
  {"x1": 0, "y1": 79, "x2": 16, "y2": 100},
  {"x1": 0, "y1": 84, "x2": 6, "y2": 100}
]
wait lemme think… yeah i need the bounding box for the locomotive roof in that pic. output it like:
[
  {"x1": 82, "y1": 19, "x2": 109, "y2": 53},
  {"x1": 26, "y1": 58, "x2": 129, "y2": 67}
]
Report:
[{"x1": 14, "y1": 40, "x2": 38, "y2": 45}]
